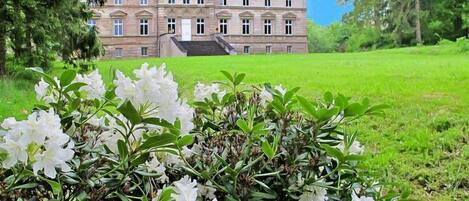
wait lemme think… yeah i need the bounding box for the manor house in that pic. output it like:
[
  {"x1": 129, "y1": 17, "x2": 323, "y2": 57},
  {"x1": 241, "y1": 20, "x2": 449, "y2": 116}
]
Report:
[{"x1": 90, "y1": 0, "x2": 307, "y2": 57}]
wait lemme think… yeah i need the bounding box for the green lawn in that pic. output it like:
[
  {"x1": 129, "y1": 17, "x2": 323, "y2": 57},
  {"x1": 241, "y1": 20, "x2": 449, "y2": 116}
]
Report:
[{"x1": 1, "y1": 47, "x2": 469, "y2": 200}]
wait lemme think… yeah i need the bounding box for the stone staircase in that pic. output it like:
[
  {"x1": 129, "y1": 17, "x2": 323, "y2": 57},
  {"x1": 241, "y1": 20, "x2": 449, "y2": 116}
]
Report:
[{"x1": 178, "y1": 41, "x2": 229, "y2": 56}]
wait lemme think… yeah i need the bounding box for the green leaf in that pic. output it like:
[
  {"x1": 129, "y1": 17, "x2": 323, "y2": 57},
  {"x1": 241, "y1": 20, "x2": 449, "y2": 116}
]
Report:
[
  {"x1": 131, "y1": 152, "x2": 150, "y2": 167},
  {"x1": 117, "y1": 139, "x2": 128, "y2": 159},
  {"x1": 117, "y1": 100, "x2": 142, "y2": 125},
  {"x1": 134, "y1": 170, "x2": 161, "y2": 177},
  {"x1": 105, "y1": 87, "x2": 117, "y2": 100},
  {"x1": 324, "y1": 91, "x2": 334, "y2": 105},
  {"x1": 316, "y1": 107, "x2": 340, "y2": 121},
  {"x1": 157, "y1": 187, "x2": 175, "y2": 201},
  {"x1": 234, "y1": 73, "x2": 246, "y2": 85},
  {"x1": 63, "y1": 82, "x2": 87, "y2": 93},
  {"x1": 140, "y1": 133, "x2": 177, "y2": 150},
  {"x1": 177, "y1": 135, "x2": 194, "y2": 147},
  {"x1": 143, "y1": 118, "x2": 173, "y2": 128},
  {"x1": 221, "y1": 70, "x2": 234, "y2": 82},
  {"x1": 297, "y1": 96, "x2": 317, "y2": 117},
  {"x1": 236, "y1": 119, "x2": 250, "y2": 133},
  {"x1": 321, "y1": 144, "x2": 344, "y2": 162},
  {"x1": 261, "y1": 141, "x2": 275, "y2": 160},
  {"x1": 11, "y1": 183, "x2": 38, "y2": 190},
  {"x1": 46, "y1": 179, "x2": 62, "y2": 195},
  {"x1": 250, "y1": 191, "x2": 277, "y2": 199},
  {"x1": 60, "y1": 70, "x2": 77, "y2": 86},
  {"x1": 344, "y1": 103, "x2": 366, "y2": 117},
  {"x1": 116, "y1": 193, "x2": 131, "y2": 201}
]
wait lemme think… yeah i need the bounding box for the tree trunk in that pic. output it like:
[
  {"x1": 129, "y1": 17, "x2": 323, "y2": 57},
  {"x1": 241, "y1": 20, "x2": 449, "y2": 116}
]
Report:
[
  {"x1": 0, "y1": 0, "x2": 7, "y2": 76},
  {"x1": 415, "y1": 0, "x2": 422, "y2": 44},
  {"x1": 0, "y1": 31, "x2": 6, "y2": 76}
]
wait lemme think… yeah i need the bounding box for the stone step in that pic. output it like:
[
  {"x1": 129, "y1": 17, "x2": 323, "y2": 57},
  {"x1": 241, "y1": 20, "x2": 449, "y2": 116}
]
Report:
[{"x1": 179, "y1": 41, "x2": 229, "y2": 56}]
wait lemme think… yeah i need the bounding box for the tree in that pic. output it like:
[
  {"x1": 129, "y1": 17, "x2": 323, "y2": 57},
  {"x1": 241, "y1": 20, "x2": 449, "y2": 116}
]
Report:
[{"x1": 0, "y1": 0, "x2": 105, "y2": 76}]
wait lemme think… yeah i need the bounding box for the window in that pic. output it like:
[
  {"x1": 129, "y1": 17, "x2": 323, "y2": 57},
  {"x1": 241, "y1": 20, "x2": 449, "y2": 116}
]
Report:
[
  {"x1": 242, "y1": 19, "x2": 250, "y2": 35},
  {"x1": 141, "y1": 47, "x2": 148, "y2": 56},
  {"x1": 115, "y1": 48, "x2": 123, "y2": 57},
  {"x1": 167, "y1": 18, "x2": 176, "y2": 33},
  {"x1": 197, "y1": 0, "x2": 204, "y2": 4},
  {"x1": 285, "y1": 20, "x2": 293, "y2": 35},
  {"x1": 196, "y1": 18, "x2": 205, "y2": 35},
  {"x1": 114, "y1": 0, "x2": 123, "y2": 5},
  {"x1": 113, "y1": 18, "x2": 123, "y2": 36},
  {"x1": 265, "y1": 0, "x2": 271, "y2": 7},
  {"x1": 183, "y1": 0, "x2": 190, "y2": 4},
  {"x1": 286, "y1": 0, "x2": 292, "y2": 7},
  {"x1": 264, "y1": 19, "x2": 272, "y2": 35},
  {"x1": 287, "y1": 46, "x2": 292, "y2": 53},
  {"x1": 140, "y1": 0, "x2": 148, "y2": 5},
  {"x1": 168, "y1": 0, "x2": 175, "y2": 4},
  {"x1": 89, "y1": 1, "x2": 97, "y2": 7},
  {"x1": 243, "y1": 46, "x2": 250, "y2": 54},
  {"x1": 219, "y1": 19, "x2": 227, "y2": 34},
  {"x1": 243, "y1": 0, "x2": 249, "y2": 6},
  {"x1": 220, "y1": 0, "x2": 226, "y2": 6},
  {"x1": 87, "y1": 19, "x2": 96, "y2": 28},
  {"x1": 266, "y1": 46, "x2": 272, "y2": 54},
  {"x1": 140, "y1": 19, "x2": 149, "y2": 36}
]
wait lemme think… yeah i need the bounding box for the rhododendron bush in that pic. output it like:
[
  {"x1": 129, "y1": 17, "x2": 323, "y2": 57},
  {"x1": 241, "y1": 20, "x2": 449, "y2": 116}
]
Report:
[{"x1": 0, "y1": 64, "x2": 407, "y2": 201}]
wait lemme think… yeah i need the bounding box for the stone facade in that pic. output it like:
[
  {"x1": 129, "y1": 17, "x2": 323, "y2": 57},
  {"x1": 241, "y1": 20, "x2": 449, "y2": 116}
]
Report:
[{"x1": 91, "y1": 0, "x2": 307, "y2": 58}]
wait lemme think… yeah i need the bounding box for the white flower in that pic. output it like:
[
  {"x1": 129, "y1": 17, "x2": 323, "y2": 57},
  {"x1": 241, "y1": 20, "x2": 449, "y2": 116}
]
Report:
[
  {"x1": 75, "y1": 70, "x2": 106, "y2": 100},
  {"x1": 35, "y1": 78, "x2": 49, "y2": 101},
  {"x1": 181, "y1": 146, "x2": 193, "y2": 158},
  {"x1": 337, "y1": 139, "x2": 365, "y2": 155},
  {"x1": 194, "y1": 82, "x2": 226, "y2": 101},
  {"x1": 114, "y1": 70, "x2": 136, "y2": 103},
  {"x1": 146, "y1": 155, "x2": 169, "y2": 183},
  {"x1": 175, "y1": 101, "x2": 195, "y2": 135},
  {"x1": 259, "y1": 87, "x2": 273, "y2": 105},
  {"x1": 1, "y1": 117, "x2": 18, "y2": 129},
  {"x1": 198, "y1": 181, "x2": 217, "y2": 199},
  {"x1": 0, "y1": 139, "x2": 28, "y2": 168},
  {"x1": 274, "y1": 85, "x2": 287, "y2": 95},
  {"x1": 35, "y1": 78, "x2": 59, "y2": 104},
  {"x1": 172, "y1": 175, "x2": 198, "y2": 201},
  {"x1": 164, "y1": 153, "x2": 184, "y2": 167},
  {"x1": 33, "y1": 142, "x2": 74, "y2": 178},
  {"x1": 352, "y1": 191, "x2": 374, "y2": 201},
  {"x1": 299, "y1": 185, "x2": 328, "y2": 201}
]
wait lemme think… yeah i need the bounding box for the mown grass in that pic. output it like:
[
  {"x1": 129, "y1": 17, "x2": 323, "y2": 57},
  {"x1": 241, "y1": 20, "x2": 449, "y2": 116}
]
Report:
[{"x1": 1, "y1": 46, "x2": 468, "y2": 200}]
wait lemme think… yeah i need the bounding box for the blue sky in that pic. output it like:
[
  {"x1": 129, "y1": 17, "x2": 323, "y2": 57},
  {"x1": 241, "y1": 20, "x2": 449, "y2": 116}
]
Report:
[{"x1": 307, "y1": 0, "x2": 353, "y2": 26}]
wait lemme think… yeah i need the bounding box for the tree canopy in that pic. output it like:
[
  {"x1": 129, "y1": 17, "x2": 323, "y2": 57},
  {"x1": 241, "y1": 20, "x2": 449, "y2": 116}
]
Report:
[{"x1": 0, "y1": 0, "x2": 106, "y2": 75}]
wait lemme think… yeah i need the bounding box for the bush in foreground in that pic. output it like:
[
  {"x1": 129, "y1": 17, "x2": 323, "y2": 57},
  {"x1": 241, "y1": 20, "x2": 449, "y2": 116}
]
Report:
[{"x1": 0, "y1": 64, "x2": 407, "y2": 200}]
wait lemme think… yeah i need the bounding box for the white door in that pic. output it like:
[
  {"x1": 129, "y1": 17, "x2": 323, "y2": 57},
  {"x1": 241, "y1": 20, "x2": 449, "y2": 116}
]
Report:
[{"x1": 181, "y1": 19, "x2": 192, "y2": 41}]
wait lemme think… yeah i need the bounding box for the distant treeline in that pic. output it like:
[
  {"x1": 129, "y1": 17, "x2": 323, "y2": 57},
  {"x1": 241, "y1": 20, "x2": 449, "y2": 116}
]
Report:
[{"x1": 308, "y1": 0, "x2": 468, "y2": 53}]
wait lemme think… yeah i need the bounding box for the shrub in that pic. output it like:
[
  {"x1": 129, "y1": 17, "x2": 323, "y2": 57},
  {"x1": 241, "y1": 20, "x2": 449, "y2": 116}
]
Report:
[{"x1": 0, "y1": 64, "x2": 406, "y2": 201}]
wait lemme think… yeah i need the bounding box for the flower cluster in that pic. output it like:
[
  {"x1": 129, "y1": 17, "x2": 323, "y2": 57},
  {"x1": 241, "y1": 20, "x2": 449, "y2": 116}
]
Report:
[
  {"x1": 74, "y1": 69, "x2": 106, "y2": 100},
  {"x1": 114, "y1": 63, "x2": 194, "y2": 134},
  {"x1": 194, "y1": 82, "x2": 226, "y2": 101},
  {"x1": 0, "y1": 109, "x2": 74, "y2": 178}
]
